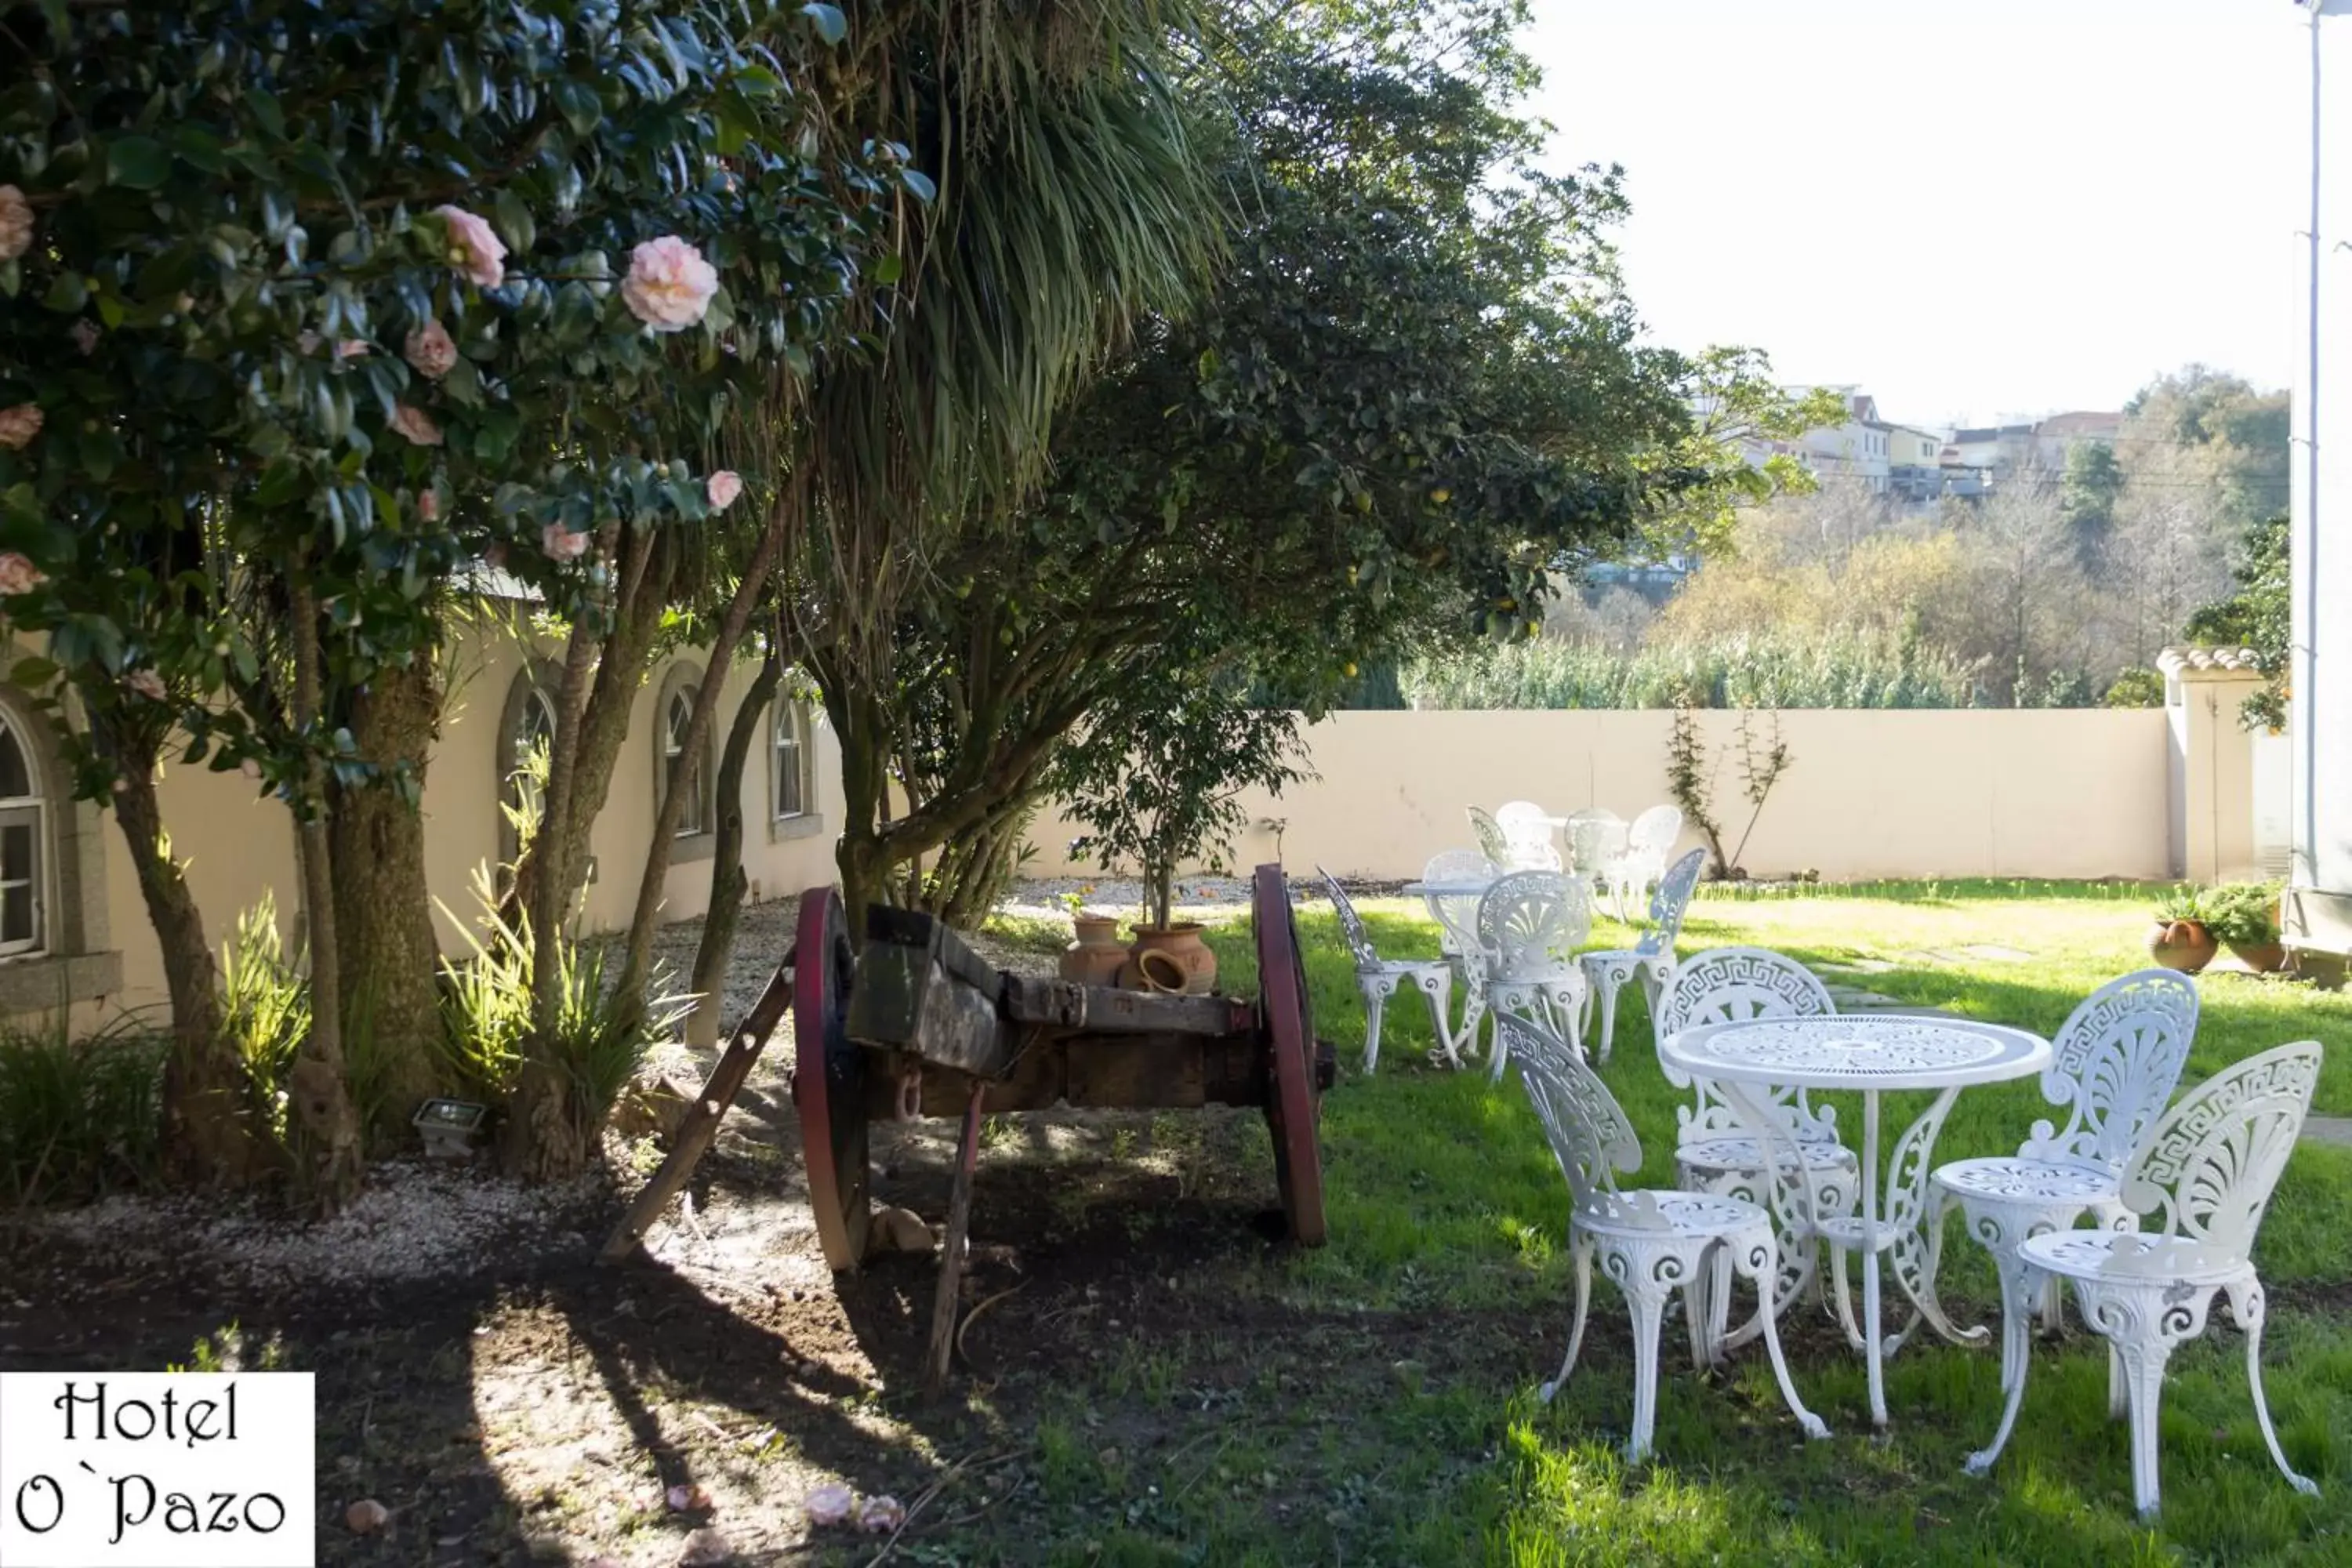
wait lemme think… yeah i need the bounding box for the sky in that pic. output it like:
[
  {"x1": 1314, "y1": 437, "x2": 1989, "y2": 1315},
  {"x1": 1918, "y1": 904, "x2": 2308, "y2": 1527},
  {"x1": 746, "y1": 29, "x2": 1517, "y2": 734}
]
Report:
[{"x1": 1523, "y1": 0, "x2": 2314, "y2": 430}]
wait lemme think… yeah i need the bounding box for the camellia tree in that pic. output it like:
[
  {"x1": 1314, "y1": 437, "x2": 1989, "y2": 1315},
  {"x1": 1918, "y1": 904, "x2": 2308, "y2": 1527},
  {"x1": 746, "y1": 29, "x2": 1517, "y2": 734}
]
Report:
[{"x1": 0, "y1": 0, "x2": 912, "y2": 1196}]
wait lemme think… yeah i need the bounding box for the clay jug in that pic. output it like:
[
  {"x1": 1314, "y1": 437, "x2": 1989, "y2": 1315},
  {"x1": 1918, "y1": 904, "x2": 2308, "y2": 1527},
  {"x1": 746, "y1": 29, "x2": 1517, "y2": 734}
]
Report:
[
  {"x1": 1122, "y1": 924, "x2": 1218, "y2": 995},
  {"x1": 1060, "y1": 914, "x2": 1128, "y2": 986}
]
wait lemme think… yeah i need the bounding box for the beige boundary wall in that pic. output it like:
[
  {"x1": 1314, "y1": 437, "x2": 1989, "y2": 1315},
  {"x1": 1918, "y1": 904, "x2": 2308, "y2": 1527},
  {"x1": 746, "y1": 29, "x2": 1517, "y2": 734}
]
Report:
[
  {"x1": 0, "y1": 619, "x2": 841, "y2": 1025},
  {"x1": 1020, "y1": 708, "x2": 2176, "y2": 884}
]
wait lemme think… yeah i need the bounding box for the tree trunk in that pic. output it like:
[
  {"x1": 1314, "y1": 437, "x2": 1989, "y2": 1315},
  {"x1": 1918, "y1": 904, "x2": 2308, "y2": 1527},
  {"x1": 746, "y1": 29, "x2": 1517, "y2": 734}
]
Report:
[
  {"x1": 328, "y1": 654, "x2": 445, "y2": 1151},
  {"x1": 510, "y1": 524, "x2": 675, "y2": 951},
  {"x1": 93, "y1": 713, "x2": 272, "y2": 1187},
  {"x1": 285, "y1": 578, "x2": 365, "y2": 1212},
  {"x1": 684, "y1": 655, "x2": 782, "y2": 1048},
  {"x1": 613, "y1": 515, "x2": 786, "y2": 1016}
]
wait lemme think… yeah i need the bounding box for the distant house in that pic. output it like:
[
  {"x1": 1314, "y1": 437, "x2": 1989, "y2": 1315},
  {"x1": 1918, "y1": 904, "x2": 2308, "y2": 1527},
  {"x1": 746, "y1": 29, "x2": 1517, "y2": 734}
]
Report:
[{"x1": 1796, "y1": 390, "x2": 1894, "y2": 493}]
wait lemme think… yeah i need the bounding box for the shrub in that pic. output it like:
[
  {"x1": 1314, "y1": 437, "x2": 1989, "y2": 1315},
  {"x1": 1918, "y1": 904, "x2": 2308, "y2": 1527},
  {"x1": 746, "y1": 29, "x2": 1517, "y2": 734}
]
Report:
[
  {"x1": 0, "y1": 1017, "x2": 166, "y2": 1206},
  {"x1": 219, "y1": 895, "x2": 308, "y2": 1135},
  {"x1": 2104, "y1": 667, "x2": 2166, "y2": 708},
  {"x1": 2201, "y1": 883, "x2": 2283, "y2": 946},
  {"x1": 1399, "y1": 628, "x2": 1984, "y2": 710}
]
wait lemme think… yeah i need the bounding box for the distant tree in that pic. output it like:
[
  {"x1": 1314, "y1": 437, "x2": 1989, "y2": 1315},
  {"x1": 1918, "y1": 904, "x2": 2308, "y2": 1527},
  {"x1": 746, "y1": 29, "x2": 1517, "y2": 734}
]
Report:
[
  {"x1": 2184, "y1": 517, "x2": 2289, "y2": 731},
  {"x1": 2060, "y1": 441, "x2": 2125, "y2": 570}
]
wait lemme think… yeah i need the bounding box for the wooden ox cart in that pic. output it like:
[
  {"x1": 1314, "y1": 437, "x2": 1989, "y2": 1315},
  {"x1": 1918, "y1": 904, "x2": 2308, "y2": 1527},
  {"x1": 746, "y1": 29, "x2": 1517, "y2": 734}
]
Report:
[{"x1": 604, "y1": 864, "x2": 1331, "y2": 1387}]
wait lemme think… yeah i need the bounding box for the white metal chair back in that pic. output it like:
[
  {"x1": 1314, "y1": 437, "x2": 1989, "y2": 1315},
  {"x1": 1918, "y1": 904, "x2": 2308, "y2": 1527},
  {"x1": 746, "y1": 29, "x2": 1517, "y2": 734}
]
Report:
[
  {"x1": 1421, "y1": 848, "x2": 1498, "y2": 964},
  {"x1": 2118, "y1": 1040, "x2": 2321, "y2": 1272},
  {"x1": 1465, "y1": 807, "x2": 1512, "y2": 869},
  {"x1": 1628, "y1": 804, "x2": 1683, "y2": 859},
  {"x1": 1477, "y1": 871, "x2": 1591, "y2": 982},
  {"x1": 1494, "y1": 800, "x2": 1563, "y2": 871},
  {"x1": 1655, "y1": 946, "x2": 1838, "y2": 1145},
  {"x1": 1501, "y1": 1011, "x2": 1640, "y2": 1211},
  {"x1": 1316, "y1": 866, "x2": 1383, "y2": 973},
  {"x1": 2019, "y1": 970, "x2": 2199, "y2": 1174},
  {"x1": 1565, "y1": 808, "x2": 1628, "y2": 877},
  {"x1": 1635, "y1": 848, "x2": 1708, "y2": 958}
]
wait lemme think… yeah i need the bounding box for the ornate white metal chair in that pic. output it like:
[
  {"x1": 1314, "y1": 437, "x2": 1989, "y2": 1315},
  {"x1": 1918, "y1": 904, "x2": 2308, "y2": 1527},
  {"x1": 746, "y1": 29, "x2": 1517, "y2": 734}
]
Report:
[
  {"x1": 1966, "y1": 1041, "x2": 2323, "y2": 1521},
  {"x1": 1502, "y1": 1010, "x2": 1830, "y2": 1463},
  {"x1": 1465, "y1": 806, "x2": 1512, "y2": 869},
  {"x1": 1421, "y1": 848, "x2": 1501, "y2": 1062},
  {"x1": 1654, "y1": 947, "x2": 1860, "y2": 1349},
  {"x1": 1478, "y1": 870, "x2": 1592, "y2": 1080},
  {"x1": 1604, "y1": 804, "x2": 1685, "y2": 922},
  {"x1": 1494, "y1": 800, "x2": 1563, "y2": 871},
  {"x1": 1579, "y1": 848, "x2": 1706, "y2": 1064},
  {"x1": 1318, "y1": 866, "x2": 1456, "y2": 1073},
  {"x1": 1564, "y1": 807, "x2": 1628, "y2": 881},
  {"x1": 1926, "y1": 970, "x2": 2198, "y2": 1397}
]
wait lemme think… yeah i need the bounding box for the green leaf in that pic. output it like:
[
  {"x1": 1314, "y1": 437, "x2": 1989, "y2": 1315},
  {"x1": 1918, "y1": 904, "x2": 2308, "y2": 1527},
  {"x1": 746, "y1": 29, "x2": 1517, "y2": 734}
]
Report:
[
  {"x1": 492, "y1": 188, "x2": 535, "y2": 257},
  {"x1": 801, "y1": 3, "x2": 848, "y2": 46},
  {"x1": 873, "y1": 252, "x2": 903, "y2": 286},
  {"x1": 899, "y1": 167, "x2": 937, "y2": 203},
  {"x1": 9, "y1": 657, "x2": 57, "y2": 689},
  {"x1": 39, "y1": 270, "x2": 85, "y2": 312},
  {"x1": 105, "y1": 136, "x2": 172, "y2": 190},
  {"x1": 551, "y1": 79, "x2": 603, "y2": 137}
]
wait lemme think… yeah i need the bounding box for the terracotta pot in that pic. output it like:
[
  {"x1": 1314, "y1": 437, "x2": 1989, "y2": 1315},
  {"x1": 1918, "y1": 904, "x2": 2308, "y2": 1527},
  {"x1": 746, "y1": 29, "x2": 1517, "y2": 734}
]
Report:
[
  {"x1": 2147, "y1": 920, "x2": 2217, "y2": 974},
  {"x1": 1059, "y1": 915, "x2": 1128, "y2": 986},
  {"x1": 2227, "y1": 940, "x2": 2288, "y2": 975},
  {"x1": 1121, "y1": 924, "x2": 1217, "y2": 996}
]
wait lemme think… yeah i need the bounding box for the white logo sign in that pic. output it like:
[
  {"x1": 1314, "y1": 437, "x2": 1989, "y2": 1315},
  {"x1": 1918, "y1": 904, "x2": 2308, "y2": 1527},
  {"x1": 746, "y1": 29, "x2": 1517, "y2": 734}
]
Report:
[{"x1": 0, "y1": 1373, "x2": 315, "y2": 1567}]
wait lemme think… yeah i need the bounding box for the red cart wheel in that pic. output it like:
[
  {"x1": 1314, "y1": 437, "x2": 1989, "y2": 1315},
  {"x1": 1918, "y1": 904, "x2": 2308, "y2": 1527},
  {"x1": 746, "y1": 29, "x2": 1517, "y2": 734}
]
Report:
[
  {"x1": 793, "y1": 885, "x2": 869, "y2": 1271},
  {"x1": 1254, "y1": 863, "x2": 1327, "y2": 1247}
]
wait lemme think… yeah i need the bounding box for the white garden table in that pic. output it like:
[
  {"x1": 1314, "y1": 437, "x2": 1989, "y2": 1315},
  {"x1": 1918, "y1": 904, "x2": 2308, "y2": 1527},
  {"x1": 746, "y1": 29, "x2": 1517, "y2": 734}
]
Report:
[{"x1": 1661, "y1": 1014, "x2": 2052, "y2": 1428}]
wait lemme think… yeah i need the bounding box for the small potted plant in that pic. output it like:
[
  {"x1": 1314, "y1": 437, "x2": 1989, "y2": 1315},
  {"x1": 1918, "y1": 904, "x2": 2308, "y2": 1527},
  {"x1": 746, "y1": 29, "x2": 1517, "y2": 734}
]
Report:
[
  {"x1": 1058, "y1": 889, "x2": 1127, "y2": 986},
  {"x1": 2147, "y1": 886, "x2": 2218, "y2": 973},
  {"x1": 1054, "y1": 678, "x2": 1308, "y2": 996},
  {"x1": 2204, "y1": 882, "x2": 2288, "y2": 974}
]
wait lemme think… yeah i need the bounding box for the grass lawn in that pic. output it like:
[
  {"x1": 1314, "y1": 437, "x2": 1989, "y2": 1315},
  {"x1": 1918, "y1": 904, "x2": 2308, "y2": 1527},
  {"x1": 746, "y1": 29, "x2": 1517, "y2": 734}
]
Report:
[{"x1": 968, "y1": 880, "x2": 2352, "y2": 1566}]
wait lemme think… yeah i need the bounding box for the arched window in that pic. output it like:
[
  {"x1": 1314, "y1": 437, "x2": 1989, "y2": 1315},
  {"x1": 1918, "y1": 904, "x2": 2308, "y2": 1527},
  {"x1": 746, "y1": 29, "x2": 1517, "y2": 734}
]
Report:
[
  {"x1": 772, "y1": 699, "x2": 807, "y2": 821},
  {"x1": 494, "y1": 664, "x2": 561, "y2": 873},
  {"x1": 655, "y1": 663, "x2": 714, "y2": 844},
  {"x1": 0, "y1": 714, "x2": 43, "y2": 956}
]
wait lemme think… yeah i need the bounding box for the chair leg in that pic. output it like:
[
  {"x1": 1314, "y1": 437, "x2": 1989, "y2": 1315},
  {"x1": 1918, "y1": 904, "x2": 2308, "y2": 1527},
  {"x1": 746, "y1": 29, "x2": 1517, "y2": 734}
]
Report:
[
  {"x1": 1414, "y1": 971, "x2": 1456, "y2": 1067},
  {"x1": 2230, "y1": 1280, "x2": 2321, "y2": 1501},
  {"x1": 2108, "y1": 1342, "x2": 2127, "y2": 1421},
  {"x1": 1359, "y1": 980, "x2": 1388, "y2": 1076},
  {"x1": 2116, "y1": 1338, "x2": 2176, "y2": 1519},
  {"x1": 1987, "y1": 1236, "x2": 2038, "y2": 1396},
  {"x1": 1967, "y1": 1261, "x2": 2045, "y2": 1477},
  {"x1": 1742, "y1": 1236, "x2": 1831, "y2": 1441},
  {"x1": 1830, "y1": 1245, "x2": 1867, "y2": 1352},
  {"x1": 1624, "y1": 1279, "x2": 1670, "y2": 1463},
  {"x1": 1541, "y1": 1233, "x2": 1595, "y2": 1403},
  {"x1": 1593, "y1": 975, "x2": 1622, "y2": 1065}
]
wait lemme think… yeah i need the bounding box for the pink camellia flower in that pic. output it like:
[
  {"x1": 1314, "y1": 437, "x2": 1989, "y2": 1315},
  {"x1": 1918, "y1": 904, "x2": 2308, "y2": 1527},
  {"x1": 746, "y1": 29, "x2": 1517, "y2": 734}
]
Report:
[
  {"x1": 388, "y1": 403, "x2": 442, "y2": 447},
  {"x1": 0, "y1": 185, "x2": 31, "y2": 262},
  {"x1": 620, "y1": 237, "x2": 719, "y2": 332},
  {"x1": 706, "y1": 470, "x2": 743, "y2": 512},
  {"x1": 70, "y1": 320, "x2": 99, "y2": 355},
  {"x1": 484, "y1": 542, "x2": 509, "y2": 570},
  {"x1": 542, "y1": 523, "x2": 590, "y2": 563},
  {"x1": 240, "y1": 759, "x2": 262, "y2": 782},
  {"x1": 432, "y1": 205, "x2": 508, "y2": 289},
  {"x1": 405, "y1": 320, "x2": 458, "y2": 379},
  {"x1": 125, "y1": 669, "x2": 167, "y2": 702},
  {"x1": 0, "y1": 553, "x2": 46, "y2": 594},
  {"x1": 852, "y1": 1495, "x2": 905, "y2": 1534},
  {"x1": 801, "y1": 1483, "x2": 854, "y2": 1527},
  {"x1": 0, "y1": 403, "x2": 42, "y2": 450},
  {"x1": 416, "y1": 488, "x2": 441, "y2": 522}
]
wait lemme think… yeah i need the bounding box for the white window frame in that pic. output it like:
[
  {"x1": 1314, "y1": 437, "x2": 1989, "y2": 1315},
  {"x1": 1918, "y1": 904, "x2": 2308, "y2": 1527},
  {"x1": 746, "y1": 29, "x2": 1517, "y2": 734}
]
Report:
[
  {"x1": 0, "y1": 714, "x2": 49, "y2": 959},
  {"x1": 772, "y1": 699, "x2": 808, "y2": 822},
  {"x1": 663, "y1": 685, "x2": 711, "y2": 838}
]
